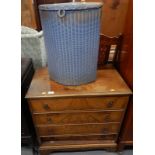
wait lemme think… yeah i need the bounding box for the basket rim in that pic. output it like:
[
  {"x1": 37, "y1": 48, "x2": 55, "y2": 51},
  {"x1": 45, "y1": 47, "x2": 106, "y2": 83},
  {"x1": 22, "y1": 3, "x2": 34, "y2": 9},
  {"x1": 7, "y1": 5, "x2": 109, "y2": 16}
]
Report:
[{"x1": 39, "y1": 2, "x2": 103, "y2": 11}]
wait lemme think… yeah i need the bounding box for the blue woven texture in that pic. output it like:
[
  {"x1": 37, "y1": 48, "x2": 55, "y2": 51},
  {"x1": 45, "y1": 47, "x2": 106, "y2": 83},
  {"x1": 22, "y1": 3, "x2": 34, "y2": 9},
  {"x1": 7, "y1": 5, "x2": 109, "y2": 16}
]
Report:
[{"x1": 39, "y1": 5, "x2": 101, "y2": 85}]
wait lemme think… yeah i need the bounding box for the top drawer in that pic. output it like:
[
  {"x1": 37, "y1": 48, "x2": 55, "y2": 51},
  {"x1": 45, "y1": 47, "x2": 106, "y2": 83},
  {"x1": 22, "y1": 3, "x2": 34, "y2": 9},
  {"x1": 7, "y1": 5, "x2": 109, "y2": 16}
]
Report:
[{"x1": 29, "y1": 96, "x2": 129, "y2": 113}]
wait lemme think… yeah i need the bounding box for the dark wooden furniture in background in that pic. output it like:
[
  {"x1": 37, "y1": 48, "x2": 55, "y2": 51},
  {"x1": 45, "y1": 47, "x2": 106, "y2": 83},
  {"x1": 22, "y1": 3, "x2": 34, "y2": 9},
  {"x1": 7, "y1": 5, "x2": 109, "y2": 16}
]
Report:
[
  {"x1": 98, "y1": 34, "x2": 122, "y2": 69},
  {"x1": 86, "y1": 0, "x2": 130, "y2": 36},
  {"x1": 21, "y1": 58, "x2": 34, "y2": 146},
  {"x1": 21, "y1": 58, "x2": 38, "y2": 153},
  {"x1": 26, "y1": 68, "x2": 131, "y2": 155},
  {"x1": 33, "y1": 0, "x2": 72, "y2": 30},
  {"x1": 115, "y1": 0, "x2": 133, "y2": 150}
]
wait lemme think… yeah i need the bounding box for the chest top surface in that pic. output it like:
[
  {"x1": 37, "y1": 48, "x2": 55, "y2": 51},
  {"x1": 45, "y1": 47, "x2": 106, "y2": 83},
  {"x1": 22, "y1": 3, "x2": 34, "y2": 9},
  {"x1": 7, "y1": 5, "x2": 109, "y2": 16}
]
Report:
[{"x1": 26, "y1": 68, "x2": 132, "y2": 99}]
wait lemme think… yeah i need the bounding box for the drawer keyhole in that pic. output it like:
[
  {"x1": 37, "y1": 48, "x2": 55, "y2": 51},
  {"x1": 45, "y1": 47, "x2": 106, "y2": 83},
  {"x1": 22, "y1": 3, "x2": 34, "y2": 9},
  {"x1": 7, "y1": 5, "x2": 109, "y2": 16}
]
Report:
[
  {"x1": 107, "y1": 101, "x2": 114, "y2": 108},
  {"x1": 43, "y1": 104, "x2": 50, "y2": 110}
]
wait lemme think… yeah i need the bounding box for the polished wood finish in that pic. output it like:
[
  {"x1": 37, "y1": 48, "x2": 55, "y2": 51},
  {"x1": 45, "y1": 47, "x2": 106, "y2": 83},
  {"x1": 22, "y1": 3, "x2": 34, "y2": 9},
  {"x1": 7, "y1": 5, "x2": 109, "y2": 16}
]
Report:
[
  {"x1": 40, "y1": 134, "x2": 117, "y2": 142},
  {"x1": 26, "y1": 68, "x2": 131, "y2": 98},
  {"x1": 116, "y1": 0, "x2": 133, "y2": 89},
  {"x1": 26, "y1": 68, "x2": 131, "y2": 155},
  {"x1": 100, "y1": 0, "x2": 129, "y2": 36},
  {"x1": 39, "y1": 140, "x2": 117, "y2": 155},
  {"x1": 21, "y1": 0, "x2": 37, "y2": 29},
  {"x1": 37, "y1": 123, "x2": 120, "y2": 136},
  {"x1": 30, "y1": 96, "x2": 128, "y2": 112},
  {"x1": 33, "y1": 111, "x2": 124, "y2": 125},
  {"x1": 115, "y1": 0, "x2": 133, "y2": 151}
]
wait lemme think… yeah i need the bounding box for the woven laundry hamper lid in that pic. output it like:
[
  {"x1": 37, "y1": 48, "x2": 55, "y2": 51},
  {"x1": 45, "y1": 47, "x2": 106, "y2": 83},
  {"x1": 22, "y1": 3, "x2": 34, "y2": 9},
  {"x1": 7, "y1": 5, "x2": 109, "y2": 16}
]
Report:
[{"x1": 39, "y1": 2, "x2": 103, "y2": 11}]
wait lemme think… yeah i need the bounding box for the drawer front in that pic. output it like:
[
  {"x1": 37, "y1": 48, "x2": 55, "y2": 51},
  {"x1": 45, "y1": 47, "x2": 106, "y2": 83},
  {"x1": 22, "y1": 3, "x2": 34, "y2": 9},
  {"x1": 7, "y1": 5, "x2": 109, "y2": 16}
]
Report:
[
  {"x1": 34, "y1": 111, "x2": 124, "y2": 125},
  {"x1": 37, "y1": 123, "x2": 120, "y2": 136},
  {"x1": 40, "y1": 134, "x2": 118, "y2": 142},
  {"x1": 30, "y1": 96, "x2": 128, "y2": 113}
]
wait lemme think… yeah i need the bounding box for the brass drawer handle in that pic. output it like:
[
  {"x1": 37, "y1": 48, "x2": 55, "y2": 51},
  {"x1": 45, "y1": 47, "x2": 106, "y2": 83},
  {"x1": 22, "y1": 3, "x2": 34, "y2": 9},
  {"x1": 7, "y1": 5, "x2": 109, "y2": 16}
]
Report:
[
  {"x1": 47, "y1": 118, "x2": 52, "y2": 124},
  {"x1": 43, "y1": 104, "x2": 50, "y2": 110},
  {"x1": 107, "y1": 101, "x2": 114, "y2": 108}
]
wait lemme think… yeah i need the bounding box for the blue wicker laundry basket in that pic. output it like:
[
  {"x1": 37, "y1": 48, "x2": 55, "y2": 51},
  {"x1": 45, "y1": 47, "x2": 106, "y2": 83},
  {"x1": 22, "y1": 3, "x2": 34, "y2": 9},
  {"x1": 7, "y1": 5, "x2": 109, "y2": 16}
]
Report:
[{"x1": 39, "y1": 2, "x2": 103, "y2": 85}]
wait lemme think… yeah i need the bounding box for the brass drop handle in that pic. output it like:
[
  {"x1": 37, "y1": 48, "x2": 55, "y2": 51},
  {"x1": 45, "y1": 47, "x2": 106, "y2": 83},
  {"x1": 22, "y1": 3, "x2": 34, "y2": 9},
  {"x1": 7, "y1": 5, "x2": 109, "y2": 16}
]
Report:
[
  {"x1": 107, "y1": 101, "x2": 114, "y2": 108},
  {"x1": 47, "y1": 117, "x2": 52, "y2": 123},
  {"x1": 43, "y1": 104, "x2": 50, "y2": 110}
]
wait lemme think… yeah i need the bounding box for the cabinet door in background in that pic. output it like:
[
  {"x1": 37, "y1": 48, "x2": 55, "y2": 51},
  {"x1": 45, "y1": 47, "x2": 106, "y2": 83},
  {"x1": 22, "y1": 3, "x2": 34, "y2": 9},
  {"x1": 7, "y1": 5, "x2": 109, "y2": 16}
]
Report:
[{"x1": 86, "y1": 0, "x2": 129, "y2": 36}]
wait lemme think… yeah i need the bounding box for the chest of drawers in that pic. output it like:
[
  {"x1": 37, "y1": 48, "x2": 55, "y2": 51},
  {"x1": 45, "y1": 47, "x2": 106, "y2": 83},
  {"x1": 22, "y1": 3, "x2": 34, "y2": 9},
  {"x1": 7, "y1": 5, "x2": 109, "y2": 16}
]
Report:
[{"x1": 26, "y1": 68, "x2": 132, "y2": 155}]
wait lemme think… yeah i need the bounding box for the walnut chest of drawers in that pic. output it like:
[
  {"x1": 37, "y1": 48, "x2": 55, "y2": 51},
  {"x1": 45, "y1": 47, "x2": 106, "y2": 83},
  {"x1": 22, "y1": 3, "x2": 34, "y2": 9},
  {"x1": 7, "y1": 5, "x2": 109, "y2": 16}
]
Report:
[{"x1": 26, "y1": 67, "x2": 132, "y2": 155}]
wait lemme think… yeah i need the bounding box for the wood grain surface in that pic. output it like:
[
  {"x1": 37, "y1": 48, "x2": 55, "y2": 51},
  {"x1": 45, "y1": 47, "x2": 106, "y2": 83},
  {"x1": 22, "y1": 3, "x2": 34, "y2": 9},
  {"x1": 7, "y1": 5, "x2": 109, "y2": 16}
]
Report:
[
  {"x1": 26, "y1": 68, "x2": 132, "y2": 154},
  {"x1": 26, "y1": 68, "x2": 132, "y2": 99},
  {"x1": 21, "y1": 0, "x2": 37, "y2": 29},
  {"x1": 30, "y1": 96, "x2": 128, "y2": 112},
  {"x1": 33, "y1": 110, "x2": 124, "y2": 125},
  {"x1": 37, "y1": 122, "x2": 120, "y2": 136},
  {"x1": 40, "y1": 134, "x2": 117, "y2": 141}
]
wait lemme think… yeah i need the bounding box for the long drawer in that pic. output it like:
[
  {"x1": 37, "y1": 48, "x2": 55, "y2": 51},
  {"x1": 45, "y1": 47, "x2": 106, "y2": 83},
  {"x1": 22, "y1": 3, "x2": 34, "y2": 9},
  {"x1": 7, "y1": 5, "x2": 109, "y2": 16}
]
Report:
[
  {"x1": 30, "y1": 96, "x2": 128, "y2": 113},
  {"x1": 33, "y1": 111, "x2": 124, "y2": 125},
  {"x1": 37, "y1": 123, "x2": 120, "y2": 136},
  {"x1": 40, "y1": 134, "x2": 118, "y2": 142}
]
